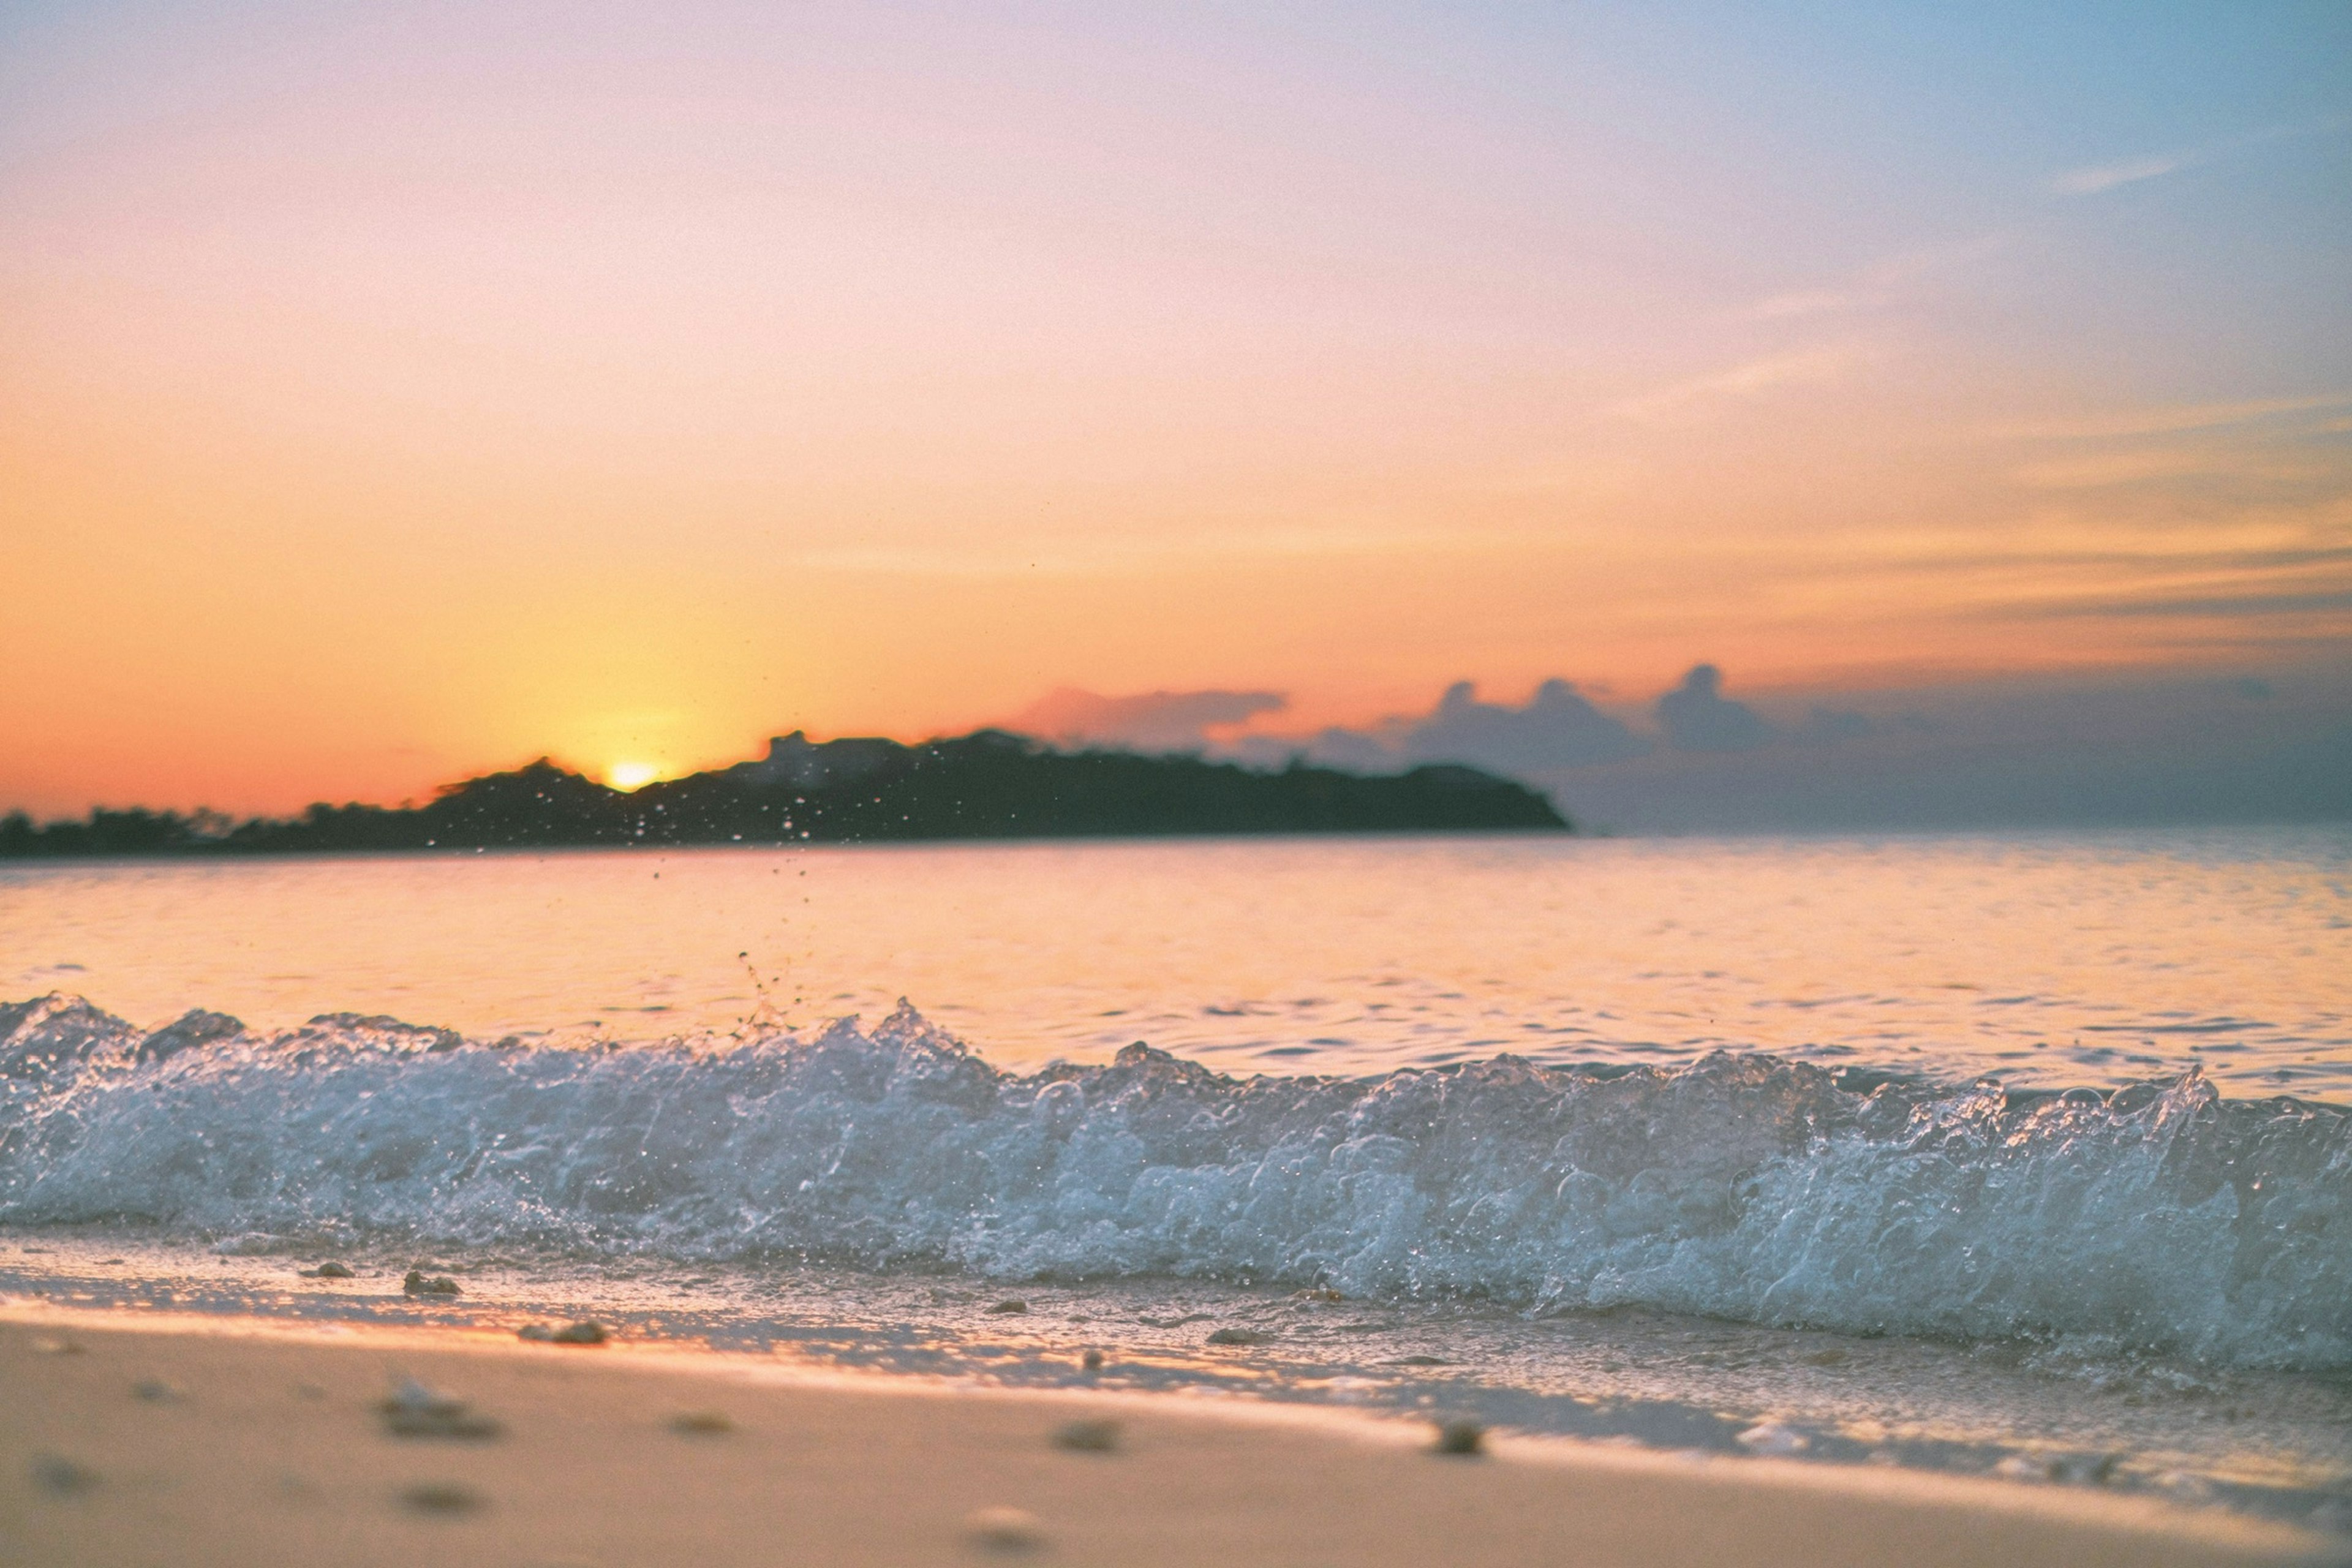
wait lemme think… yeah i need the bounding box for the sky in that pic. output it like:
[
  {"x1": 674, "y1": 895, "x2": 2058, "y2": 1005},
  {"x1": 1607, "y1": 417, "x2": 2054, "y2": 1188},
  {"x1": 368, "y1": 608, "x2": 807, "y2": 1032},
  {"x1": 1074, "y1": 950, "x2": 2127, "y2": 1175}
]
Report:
[{"x1": 3, "y1": 1, "x2": 2348, "y2": 822}]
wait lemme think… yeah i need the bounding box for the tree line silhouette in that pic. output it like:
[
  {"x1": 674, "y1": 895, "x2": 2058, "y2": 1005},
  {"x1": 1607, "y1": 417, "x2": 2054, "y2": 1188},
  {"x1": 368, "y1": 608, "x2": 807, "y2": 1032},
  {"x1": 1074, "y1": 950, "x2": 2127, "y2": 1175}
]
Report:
[{"x1": 1, "y1": 729, "x2": 1567, "y2": 858}]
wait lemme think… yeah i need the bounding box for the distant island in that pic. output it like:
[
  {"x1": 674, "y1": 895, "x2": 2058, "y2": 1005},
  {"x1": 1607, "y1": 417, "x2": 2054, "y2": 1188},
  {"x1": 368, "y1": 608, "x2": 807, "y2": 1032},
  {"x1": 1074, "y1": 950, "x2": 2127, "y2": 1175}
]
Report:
[{"x1": 0, "y1": 729, "x2": 1568, "y2": 858}]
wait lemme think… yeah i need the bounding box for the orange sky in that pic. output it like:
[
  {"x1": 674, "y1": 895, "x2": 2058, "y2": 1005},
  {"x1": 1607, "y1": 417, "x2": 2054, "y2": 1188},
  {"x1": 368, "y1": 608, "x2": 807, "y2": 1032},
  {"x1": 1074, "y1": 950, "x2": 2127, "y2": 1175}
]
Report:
[{"x1": 4, "y1": 2, "x2": 2347, "y2": 814}]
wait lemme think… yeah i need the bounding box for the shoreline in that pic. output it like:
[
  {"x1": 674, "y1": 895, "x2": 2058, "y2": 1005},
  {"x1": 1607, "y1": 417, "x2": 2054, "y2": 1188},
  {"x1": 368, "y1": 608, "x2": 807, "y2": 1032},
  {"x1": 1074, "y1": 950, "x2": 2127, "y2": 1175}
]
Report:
[{"x1": 2, "y1": 1305, "x2": 2336, "y2": 1567}]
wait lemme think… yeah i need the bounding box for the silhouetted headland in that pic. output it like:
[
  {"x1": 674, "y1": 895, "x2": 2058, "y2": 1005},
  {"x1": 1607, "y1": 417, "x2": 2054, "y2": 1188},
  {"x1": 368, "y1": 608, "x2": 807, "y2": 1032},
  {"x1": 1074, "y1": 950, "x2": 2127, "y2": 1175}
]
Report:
[{"x1": 0, "y1": 729, "x2": 1567, "y2": 858}]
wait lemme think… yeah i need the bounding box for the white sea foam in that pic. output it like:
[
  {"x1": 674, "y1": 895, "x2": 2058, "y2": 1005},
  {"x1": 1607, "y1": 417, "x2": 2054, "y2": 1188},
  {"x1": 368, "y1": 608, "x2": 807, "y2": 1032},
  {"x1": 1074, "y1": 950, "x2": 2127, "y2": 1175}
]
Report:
[{"x1": 2, "y1": 993, "x2": 2345, "y2": 1368}]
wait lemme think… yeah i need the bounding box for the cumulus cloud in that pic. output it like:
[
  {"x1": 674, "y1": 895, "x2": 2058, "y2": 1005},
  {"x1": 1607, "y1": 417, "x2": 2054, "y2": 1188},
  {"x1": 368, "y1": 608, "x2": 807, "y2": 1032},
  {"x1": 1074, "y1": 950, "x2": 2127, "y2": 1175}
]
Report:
[
  {"x1": 1403, "y1": 679, "x2": 1651, "y2": 769},
  {"x1": 1012, "y1": 665, "x2": 1874, "y2": 777},
  {"x1": 1008, "y1": 687, "x2": 1286, "y2": 752},
  {"x1": 1799, "y1": 706, "x2": 1875, "y2": 744},
  {"x1": 1655, "y1": 664, "x2": 1774, "y2": 752}
]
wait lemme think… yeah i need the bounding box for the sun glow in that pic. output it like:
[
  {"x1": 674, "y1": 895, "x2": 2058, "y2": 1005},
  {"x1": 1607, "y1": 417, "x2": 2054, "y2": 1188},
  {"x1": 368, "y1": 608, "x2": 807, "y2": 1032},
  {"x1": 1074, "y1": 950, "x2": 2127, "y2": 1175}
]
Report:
[{"x1": 606, "y1": 761, "x2": 662, "y2": 791}]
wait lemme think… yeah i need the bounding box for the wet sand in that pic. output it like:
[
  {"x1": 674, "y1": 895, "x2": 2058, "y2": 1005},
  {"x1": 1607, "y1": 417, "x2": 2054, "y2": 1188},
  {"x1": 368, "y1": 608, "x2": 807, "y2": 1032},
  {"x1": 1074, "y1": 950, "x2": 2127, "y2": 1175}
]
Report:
[{"x1": 0, "y1": 1309, "x2": 2335, "y2": 1568}]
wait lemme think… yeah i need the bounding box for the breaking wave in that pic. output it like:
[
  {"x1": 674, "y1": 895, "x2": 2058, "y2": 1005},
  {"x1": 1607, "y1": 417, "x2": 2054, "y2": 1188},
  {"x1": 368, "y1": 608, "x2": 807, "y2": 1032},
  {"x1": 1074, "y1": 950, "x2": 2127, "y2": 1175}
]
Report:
[{"x1": 3, "y1": 993, "x2": 2347, "y2": 1368}]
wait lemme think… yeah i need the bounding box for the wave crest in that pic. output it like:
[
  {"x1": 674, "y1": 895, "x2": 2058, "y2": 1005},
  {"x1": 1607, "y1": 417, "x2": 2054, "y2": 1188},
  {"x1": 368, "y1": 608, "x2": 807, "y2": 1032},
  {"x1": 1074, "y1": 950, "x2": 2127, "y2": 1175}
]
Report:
[{"x1": 3, "y1": 993, "x2": 2346, "y2": 1366}]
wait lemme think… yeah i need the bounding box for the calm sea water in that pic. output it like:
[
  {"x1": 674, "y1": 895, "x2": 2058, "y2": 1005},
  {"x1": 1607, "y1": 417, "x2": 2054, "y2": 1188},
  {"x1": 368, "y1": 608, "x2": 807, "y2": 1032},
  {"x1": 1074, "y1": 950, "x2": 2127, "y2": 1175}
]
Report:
[
  {"x1": 4, "y1": 828, "x2": 2350, "y2": 1530},
  {"x1": 6, "y1": 827, "x2": 2350, "y2": 1093}
]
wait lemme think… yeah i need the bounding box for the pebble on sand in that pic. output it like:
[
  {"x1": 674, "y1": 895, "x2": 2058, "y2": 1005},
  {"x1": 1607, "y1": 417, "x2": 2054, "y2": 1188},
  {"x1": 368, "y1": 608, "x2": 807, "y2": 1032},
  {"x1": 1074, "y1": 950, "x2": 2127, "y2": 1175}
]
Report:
[
  {"x1": 402, "y1": 1269, "x2": 461, "y2": 1297},
  {"x1": 1205, "y1": 1327, "x2": 1267, "y2": 1346},
  {"x1": 301, "y1": 1262, "x2": 356, "y2": 1279},
  {"x1": 30, "y1": 1454, "x2": 98, "y2": 1496},
  {"x1": 30, "y1": 1336, "x2": 85, "y2": 1355},
  {"x1": 518, "y1": 1320, "x2": 608, "y2": 1345},
  {"x1": 399, "y1": 1480, "x2": 486, "y2": 1516},
  {"x1": 669, "y1": 1410, "x2": 734, "y2": 1436},
  {"x1": 1050, "y1": 1419, "x2": 1120, "y2": 1453},
  {"x1": 1432, "y1": 1420, "x2": 1486, "y2": 1457},
  {"x1": 1080, "y1": 1349, "x2": 1106, "y2": 1371},
  {"x1": 984, "y1": 1298, "x2": 1030, "y2": 1315},
  {"x1": 964, "y1": 1506, "x2": 1046, "y2": 1554},
  {"x1": 132, "y1": 1378, "x2": 184, "y2": 1403}
]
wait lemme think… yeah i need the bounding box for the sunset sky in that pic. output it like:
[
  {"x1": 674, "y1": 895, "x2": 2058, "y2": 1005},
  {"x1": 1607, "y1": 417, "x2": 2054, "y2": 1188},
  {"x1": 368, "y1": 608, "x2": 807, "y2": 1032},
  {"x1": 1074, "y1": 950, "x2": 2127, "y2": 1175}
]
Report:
[{"x1": 4, "y1": 1, "x2": 2348, "y2": 815}]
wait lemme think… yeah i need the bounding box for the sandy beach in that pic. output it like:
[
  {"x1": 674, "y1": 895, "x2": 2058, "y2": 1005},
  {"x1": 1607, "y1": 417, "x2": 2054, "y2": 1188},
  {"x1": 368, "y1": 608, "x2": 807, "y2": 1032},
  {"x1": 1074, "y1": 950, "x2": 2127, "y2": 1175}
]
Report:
[{"x1": 1, "y1": 1308, "x2": 2334, "y2": 1568}]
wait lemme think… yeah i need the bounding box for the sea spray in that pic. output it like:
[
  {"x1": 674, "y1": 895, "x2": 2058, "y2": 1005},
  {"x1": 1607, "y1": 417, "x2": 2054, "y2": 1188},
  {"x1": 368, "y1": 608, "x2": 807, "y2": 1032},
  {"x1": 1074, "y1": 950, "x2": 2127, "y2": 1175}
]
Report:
[{"x1": 2, "y1": 992, "x2": 2345, "y2": 1367}]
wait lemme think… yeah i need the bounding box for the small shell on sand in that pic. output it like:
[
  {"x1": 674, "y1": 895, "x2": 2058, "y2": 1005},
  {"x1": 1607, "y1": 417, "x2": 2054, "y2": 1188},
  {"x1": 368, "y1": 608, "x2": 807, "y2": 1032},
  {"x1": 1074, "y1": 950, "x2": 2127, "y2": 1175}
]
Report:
[
  {"x1": 1735, "y1": 1422, "x2": 1810, "y2": 1457},
  {"x1": 1050, "y1": 1419, "x2": 1120, "y2": 1453},
  {"x1": 300, "y1": 1262, "x2": 355, "y2": 1279},
  {"x1": 1204, "y1": 1327, "x2": 1267, "y2": 1346},
  {"x1": 518, "y1": 1321, "x2": 608, "y2": 1345},
  {"x1": 31, "y1": 1336, "x2": 85, "y2": 1355},
  {"x1": 379, "y1": 1378, "x2": 503, "y2": 1440},
  {"x1": 30, "y1": 1453, "x2": 98, "y2": 1496},
  {"x1": 984, "y1": 1298, "x2": 1030, "y2": 1315},
  {"x1": 669, "y1": 1410, "x2": 734, "y2": 1436},
  {"x1": 964, "y1": 1505, "x2": 1046, "y2": 1553},
  {"x1": 399, "y1": 1480, "x2": 486, "y2": 1515},
  {"x1": 1432, "y1": 1420, "x2": 1486, "y2": 1457},
  {"x1": 402, "y1": 1270, "x2": 461, "y2": 1297}
]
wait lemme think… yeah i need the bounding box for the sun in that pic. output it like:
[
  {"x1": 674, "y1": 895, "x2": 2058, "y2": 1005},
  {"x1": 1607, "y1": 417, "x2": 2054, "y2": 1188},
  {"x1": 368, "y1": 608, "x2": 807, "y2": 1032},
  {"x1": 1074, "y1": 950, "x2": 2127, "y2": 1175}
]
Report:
[{"x1": 606, "y1": 761, "x2": 663, "y2": 791}]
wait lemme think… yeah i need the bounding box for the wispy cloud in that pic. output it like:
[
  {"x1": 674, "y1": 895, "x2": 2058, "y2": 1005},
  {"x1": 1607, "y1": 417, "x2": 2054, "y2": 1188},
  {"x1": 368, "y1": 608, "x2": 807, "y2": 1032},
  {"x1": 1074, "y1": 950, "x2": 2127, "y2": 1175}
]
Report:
[
  {"x1": 1742, "y1": 233, "x2": 2011, "y2": 321},
  {"x1": 1997, "y1": 589, "x2": 2352, "y2": 622},
  {"x1": 1978, "y1": 393, "x2": 2352, "y2": 444},
  {"x1": 2048, "y1": 115, "x2": 2345, "y2": 198},
  {"x1": 2050, "y1": 154, "x2": 2187, "y2": 196},
  {"x1": 2012, "y1": 448, "x2": 2333, "y2": 491},
  {"x1": 1609, "y1": 343, "x2": 1871, "y2": 421},
  {"x1": 787, "y1": 522, "x2": 1464, "y2": 578}
]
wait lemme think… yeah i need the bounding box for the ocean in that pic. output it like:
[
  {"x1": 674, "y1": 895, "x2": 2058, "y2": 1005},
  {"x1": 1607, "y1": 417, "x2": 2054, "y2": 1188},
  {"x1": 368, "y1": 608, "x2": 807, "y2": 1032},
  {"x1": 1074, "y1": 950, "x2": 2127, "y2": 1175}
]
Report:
[{"x1": 4, "y1": 828, "x2": 2348, "y2": 1529}]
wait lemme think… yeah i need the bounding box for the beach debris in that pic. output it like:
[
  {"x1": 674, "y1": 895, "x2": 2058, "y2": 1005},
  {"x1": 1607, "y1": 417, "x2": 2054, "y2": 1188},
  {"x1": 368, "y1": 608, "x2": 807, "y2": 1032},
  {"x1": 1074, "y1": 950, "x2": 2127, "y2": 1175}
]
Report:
[
  {"x1": 1136, "y1": 1313, "x2": 1212, "y2": 1329},
  {"x1": 132, "y1": 1378, "x2": 184, "y2": 1403},
  {"x1": 670, "y1": 1409, "x2": 734, "y2": 1436},
  {"x1": 1735, "y1": 1421, "x2": 1810, "y2": 1457},
  {"x1": 984, "y1": 1298, "x2": 1030, "y2": 1315},
  {"x1": 1291, "y1": 1287, "x2": 1344, "y2": 1303},
  {"x1": 963, "y1": 1505, "x2": 1046, "y2": 1554},
  {"x1": 403, "y1": 1269, "x2": 462, "y2": 1297},
  {"x1": 399, "y1": 1480, "x2": 486, "y2": 1516},
  {"x1": 1080, "y1": 1349, "x2": 1105, "y2": 1372},
  {"x1": 1432, "y1": 1420, "x2": 1486, "y2": 1457},
  {"x1": 379, "y1": 1377, "x2": 502, "y2": 1439},
  {"x1": 1204, "y1": 1327, "x2": 1267, "y2": 1346},
  {"x1": 2068, "y1": 1453, "x2": 2122, "y2": 1485},
  {"x1": 1994, "y1": 1454, "x2": 2057, "y2": 1483},
  {"x1": 1051, "y1": 1419, "x2": 1120, "y2": 1453},
  {"x1": 301, "y1": 1261, "x2": 356, "y2": 1279},
  {"x1": 518, "y1": 1320, "x2": 608, "y2": 1345},
  {"x1": 30, "y1": 1453, "x2": 98, "y2": 1496}
]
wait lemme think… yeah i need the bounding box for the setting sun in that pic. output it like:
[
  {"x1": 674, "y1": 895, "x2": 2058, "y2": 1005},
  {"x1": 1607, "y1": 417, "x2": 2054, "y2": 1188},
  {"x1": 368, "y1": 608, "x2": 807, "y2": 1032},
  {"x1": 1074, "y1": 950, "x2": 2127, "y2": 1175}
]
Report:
[{"x1": 606, "y1": 761, "x2": 663, "y2": 791}]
